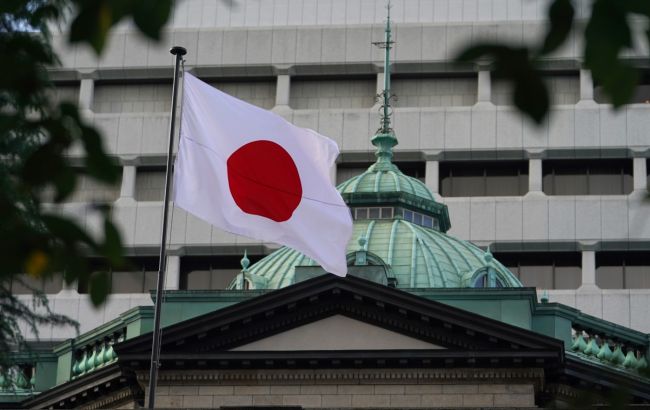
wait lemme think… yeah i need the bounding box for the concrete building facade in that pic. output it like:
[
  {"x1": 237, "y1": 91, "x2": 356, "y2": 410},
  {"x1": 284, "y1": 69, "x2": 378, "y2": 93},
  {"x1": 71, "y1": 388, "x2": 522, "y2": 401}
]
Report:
[{"x1": 15, "y1": 0, "x2": 650, "y2": 340}]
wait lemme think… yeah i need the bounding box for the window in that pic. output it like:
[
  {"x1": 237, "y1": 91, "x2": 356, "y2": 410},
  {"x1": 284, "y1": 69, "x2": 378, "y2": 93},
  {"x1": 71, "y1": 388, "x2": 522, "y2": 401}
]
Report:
[
  {"x1": 180, "y1": 255, "x2": 262, "y2": 290},
  {"x1": 439, "y1": 161, "x2": 528, "y2": 197},
  {"x1": 494, "y1": 252, "x2": 581, "y2": 289},
  {"x1": 6, "y1": 273, "x2": 63, "y2": 294},
  {"x1": 93, "y1": 82, "x2": 172, "y2": 113},
  {"x1": 290, "y1": 77, "x2": 375, "y2": 109},
  {"x1": 135, "y1": 168, "x2": 166, "y2": 201},
  {"x1": 208, "y1": 79, "x2": 276, "y2": 109},
  {"x1": 40, "y1": 170, "x2": 122, "y2": 203},
  {"x1": 493, "y1": 73, "x2": 579, "y2": 105},
  {"x1": 392, "y1": 76, "x2": 477, "y2": 107},
  {"x1": 336, "y1": 161, "x2": 425, "y2": 185},
  {"x1": 596, "y1": 251, "x2": 650, "y2": 289},
  {"x1": 79, "y1": 257, "x2": 158, "y2": 294},
  {"x1": 542, "y1": 159, "x2": 632, "y2": 195},
  {"x1": 472, "y1": 271, "x2": 504, "y2": 288},
  {"x1": 66, "y1": 173, "x2": 122, "y2": 203},
  {"x1": 595, "y1": 70, "x2": 650, "y2": 104}
]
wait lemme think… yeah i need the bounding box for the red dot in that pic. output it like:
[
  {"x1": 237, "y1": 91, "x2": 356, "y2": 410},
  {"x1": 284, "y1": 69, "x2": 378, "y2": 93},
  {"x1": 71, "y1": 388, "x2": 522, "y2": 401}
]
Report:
[{"x1": 227, "y1": 140, "x2": 302, "y2": 222}]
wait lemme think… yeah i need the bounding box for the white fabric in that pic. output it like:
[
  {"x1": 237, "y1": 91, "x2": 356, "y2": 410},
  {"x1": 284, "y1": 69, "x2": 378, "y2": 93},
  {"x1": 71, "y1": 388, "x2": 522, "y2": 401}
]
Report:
[{"x1": 174, "y1": 73, "x2": 352, "y2": 276}]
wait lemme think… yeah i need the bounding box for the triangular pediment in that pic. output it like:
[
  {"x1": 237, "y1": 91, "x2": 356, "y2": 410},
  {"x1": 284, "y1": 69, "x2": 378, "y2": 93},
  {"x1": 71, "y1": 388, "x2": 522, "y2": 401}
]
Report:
[
  {"x1": 231, "y1": 315, "x2": 445, "y2": 351},
  {"x1": 117, "y1": 275, "x2": 564, "y2": 369}
]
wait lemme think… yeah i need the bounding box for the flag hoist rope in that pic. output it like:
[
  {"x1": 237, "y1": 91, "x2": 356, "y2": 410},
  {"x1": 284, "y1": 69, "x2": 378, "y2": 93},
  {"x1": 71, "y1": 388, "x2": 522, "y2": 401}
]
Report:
[{"x1": 147, "y1": 45, "x2": 187, "y2": 409}]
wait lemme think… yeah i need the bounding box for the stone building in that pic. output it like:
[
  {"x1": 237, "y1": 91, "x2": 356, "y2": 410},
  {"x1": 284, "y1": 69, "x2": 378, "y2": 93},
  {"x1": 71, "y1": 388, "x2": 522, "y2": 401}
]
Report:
[{"x1": 3, "y1": 0, "x2": 650, "y2": 408}]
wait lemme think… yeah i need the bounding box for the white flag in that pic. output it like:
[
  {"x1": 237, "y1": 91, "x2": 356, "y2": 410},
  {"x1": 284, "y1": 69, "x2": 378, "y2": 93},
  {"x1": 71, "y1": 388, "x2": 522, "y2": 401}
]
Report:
[{"x1": 173, "y1": 73, "x2": 353, "y2": 276}]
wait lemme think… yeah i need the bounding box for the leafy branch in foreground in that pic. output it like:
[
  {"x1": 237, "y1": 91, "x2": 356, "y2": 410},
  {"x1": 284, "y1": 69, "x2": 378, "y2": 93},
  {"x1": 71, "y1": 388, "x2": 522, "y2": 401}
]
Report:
[
  {"x1": 456, "y1": 0, "x2": 650, "y2": 124},
  {"x1": 0, "y1": 0, "x2": 174, "y2": 367}
]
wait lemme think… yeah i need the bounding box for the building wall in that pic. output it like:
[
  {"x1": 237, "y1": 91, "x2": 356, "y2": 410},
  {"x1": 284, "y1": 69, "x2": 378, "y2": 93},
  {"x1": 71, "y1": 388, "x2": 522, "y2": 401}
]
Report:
[
  {"x1": 31, "y1": 0, "x2": 650, "y2": 340},
  {"x1": 147, "y1": 368, "x2": 538, "y2": 409}
]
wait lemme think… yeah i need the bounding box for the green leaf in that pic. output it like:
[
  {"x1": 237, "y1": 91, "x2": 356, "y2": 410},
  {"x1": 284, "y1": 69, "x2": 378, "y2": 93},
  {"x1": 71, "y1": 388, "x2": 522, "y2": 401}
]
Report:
[
  {"x1": 539, "y1": 0, "x2": 574, "y2": 55},
  {"x1": 512, "y1": 69, "x2": 549, "y2": 124},
  {"x1": 102, "y1": 219, "x2": 124, "y2": 266},
  {"x1": 80, "y1": 126, "x2": 119, "y2": 183},
  {"x1": 132, "y1": 0, "x2": 173, "y2": 40},
  {"x1": 584, "y1": 0, "x2": 638, "y2": 108},
  {"x1": 41, "y1": 215, "x2": 96, "y2": 247},
  {"x1": 89, "y1": 271, "x2": 111, "y2": 306},
  {"x1": 68, "y1": 1, "x2": 115, "y2": 54}
]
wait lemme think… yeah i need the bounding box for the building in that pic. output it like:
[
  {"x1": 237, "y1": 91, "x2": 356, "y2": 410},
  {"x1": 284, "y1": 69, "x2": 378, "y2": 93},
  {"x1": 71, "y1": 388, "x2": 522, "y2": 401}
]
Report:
[{"x1": 2, "y1": 0, "x2": 650, "y2": 408}]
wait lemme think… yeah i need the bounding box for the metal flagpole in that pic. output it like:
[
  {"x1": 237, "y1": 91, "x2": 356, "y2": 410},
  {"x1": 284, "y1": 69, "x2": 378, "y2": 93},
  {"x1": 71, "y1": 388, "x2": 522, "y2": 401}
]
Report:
[{"x1": 147, "y1": 45, "x2": 187, "y2": 409}]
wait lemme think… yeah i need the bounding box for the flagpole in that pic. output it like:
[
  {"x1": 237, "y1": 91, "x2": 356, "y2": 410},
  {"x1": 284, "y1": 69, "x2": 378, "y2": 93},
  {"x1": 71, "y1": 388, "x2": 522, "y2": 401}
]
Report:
[{"x1": 147, "y1": 45, "x2": 186, "y2": 409}]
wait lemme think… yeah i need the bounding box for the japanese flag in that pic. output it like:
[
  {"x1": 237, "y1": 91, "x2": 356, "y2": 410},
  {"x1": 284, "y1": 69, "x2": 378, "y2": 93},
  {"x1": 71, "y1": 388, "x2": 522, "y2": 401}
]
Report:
[{"x1": 173, "y1": 73, "x2": 353, "y2": 276}]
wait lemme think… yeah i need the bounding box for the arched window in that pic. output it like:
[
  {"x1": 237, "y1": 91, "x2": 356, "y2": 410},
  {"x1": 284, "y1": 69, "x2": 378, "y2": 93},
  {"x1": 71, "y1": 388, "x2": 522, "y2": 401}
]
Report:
[{"x1": 471, "y1": 268, "x2": 504, "y2": 288}]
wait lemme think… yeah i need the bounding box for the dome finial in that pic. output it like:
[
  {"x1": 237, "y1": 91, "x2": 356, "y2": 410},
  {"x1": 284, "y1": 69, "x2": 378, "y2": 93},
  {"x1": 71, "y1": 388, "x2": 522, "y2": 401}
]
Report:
[
  {"x1": 240, "y1": 249, "x2": 250, "y2": 289},
  {"x1": 241, "y1": 249, "x2": 250, "y2": 270},
  {"x1": 371, "y1": 0, "x2": 398, "y2": 170},
  {"x1": 483, "y1": 246, "x2": 493, "y2": 264},
  {"x1": 358, "y1": 235, "x2": 368, "y2": 250}
]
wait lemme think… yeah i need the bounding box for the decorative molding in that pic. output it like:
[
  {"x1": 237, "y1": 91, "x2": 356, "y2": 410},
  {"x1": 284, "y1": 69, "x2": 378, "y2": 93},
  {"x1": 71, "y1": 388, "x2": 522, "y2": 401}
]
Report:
[
  {"x1": 136, "y1": 367, "x2": 546, "y2": 386},
  {"x1": 79, "y1": 386, "x2": 140, "y2": 410}
]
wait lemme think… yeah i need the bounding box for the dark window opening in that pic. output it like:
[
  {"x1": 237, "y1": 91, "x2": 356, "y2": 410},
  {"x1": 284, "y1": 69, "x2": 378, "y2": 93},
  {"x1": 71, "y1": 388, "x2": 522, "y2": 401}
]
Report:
[
  {"x1": 180, "y1": 254, "x2": 263, "y2": 290},
  {"x1": 494, "y1": 252, "x2": 581, "y2": 289},
  {"x1": 596, "y1": 251, "x2": 650, "y2": 289},
  {"x1": 439, "y1": 160, "x2": 529, "y2": 197},
  {"x1": 6, "y1": 273, "x2": 63, "y2": 295},
  {"x1": 595, "y1": 70, "x2": 650, "y2": 104},
  {"x1": 542, "y1": 159, "x2": 633, "y2": 195},
  {"x1": 78, "y1": 257, "x2": 159, "y2": 294}
]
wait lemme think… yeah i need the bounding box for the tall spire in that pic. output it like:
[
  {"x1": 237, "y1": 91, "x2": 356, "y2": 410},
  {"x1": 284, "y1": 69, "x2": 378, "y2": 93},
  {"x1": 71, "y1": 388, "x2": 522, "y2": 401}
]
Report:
[
  {"x1": 379, "y1": 2, "x2": 393, "y2": 134},
  {"x1": 371, "y1": 1, "x2": 398, "y2": 171}
]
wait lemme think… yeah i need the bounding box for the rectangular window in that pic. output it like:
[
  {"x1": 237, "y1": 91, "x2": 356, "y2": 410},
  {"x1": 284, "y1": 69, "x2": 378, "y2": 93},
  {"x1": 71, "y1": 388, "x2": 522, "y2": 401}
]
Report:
[
  {"x1": 493, "y1": 73, "x2": 579, "y2": 105},
  {"x1": 48, "y1": 83, "x2": 80, "y2": 105},
  {"x1": 290, "y1": 77, "x2": 375, "y2": 109},
  {"x1": 494, "y1": 252, "x2": 581, "y2": 289},
  {"x1": 208, "y1": 79, "x2": 276, "y2": 109},
  {"x1": 392, "y1": 76, "x2": 477, "y2": 107},
  {"x1": 66, "y1": 172, "x2": 122, "y2": 203},
  {"x1": 93, "y1": 82, "x2": 172, "y2": 113},
  {"x1": 596, "y1": 251, "x2": 650, "y2": 289},
  {"x1": 542, "y1": 159, "x2": 633, "y2": 195},
  {"x1": 180, "y1": 255, "x2": 262, "y2": 290},
  {"x1": 79, "y1": 257, "x2": 159, "y2": 294},
  {"x1": 135, "y1": 168, "x2": 166, "y2": 201},
  {"x1": 8, "y1": 273, "x2": 63, "y2": 295},
  {"x1": 595, "y1": 70, "x2": 650, "y2": 104},
  {"x1": 439, "y1": 161, "x2": 528, "y2": 197}
]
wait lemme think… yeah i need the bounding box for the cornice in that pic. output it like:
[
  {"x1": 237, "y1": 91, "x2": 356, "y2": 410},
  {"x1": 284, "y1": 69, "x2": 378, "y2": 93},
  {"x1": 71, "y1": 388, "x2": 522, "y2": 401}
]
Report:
[{"x1": 136, "y1": 367, "x2": 546, "y2": 386}]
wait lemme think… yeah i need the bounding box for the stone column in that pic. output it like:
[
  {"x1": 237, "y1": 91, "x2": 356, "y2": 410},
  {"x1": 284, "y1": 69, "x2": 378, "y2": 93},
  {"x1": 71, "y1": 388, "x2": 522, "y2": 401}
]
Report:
[
  {"x1": 78, "y1": 77, "x2": 94, "y2": 112},
  {"x1": 579, "y1": 249, "x2": 599, "y2": 290},
  {"x1": 633, "y1": 157, "x2": 647, "y2": 191},
  {"x1": 119, "y1": 165, "x2": 137, "y2": 201},
  {"x1": 275, "y1": 74, "x2": 291, "y2": 108},
  {"x1": 528, "y1": 158, "x2": 543, "y2": 193},
  {"x1": 579, "y1": 69, "x2": 594, "y2": 102},
  {"x1": 477, "y1": 69, "x2": 491, "y2": 103},
  {"x1": 165, "y1": 255, "x2": 181, "y2": 290},
  {"x1": 425, "y1": 160, "x2": 439, "y2": 194}
]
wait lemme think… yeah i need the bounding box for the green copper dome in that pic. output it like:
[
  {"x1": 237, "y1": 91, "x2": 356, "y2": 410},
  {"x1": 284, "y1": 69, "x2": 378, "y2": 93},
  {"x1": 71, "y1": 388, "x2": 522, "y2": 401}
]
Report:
[
  {"x1": 232, "y1": 219, "x2": 521, "y2": 290},
  {"x1": 228, "y1": 13, "x2": 521, "y2": 291}
]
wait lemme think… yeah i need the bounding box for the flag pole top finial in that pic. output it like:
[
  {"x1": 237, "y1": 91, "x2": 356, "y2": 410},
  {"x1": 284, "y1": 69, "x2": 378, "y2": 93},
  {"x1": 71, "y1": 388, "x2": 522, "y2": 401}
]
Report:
[
  {"x1": 170, "y1": 46, "x2": 187, "y2": 56},
  {"x1": 371, "y1": 0, "x2": 398, "y2": 169}
]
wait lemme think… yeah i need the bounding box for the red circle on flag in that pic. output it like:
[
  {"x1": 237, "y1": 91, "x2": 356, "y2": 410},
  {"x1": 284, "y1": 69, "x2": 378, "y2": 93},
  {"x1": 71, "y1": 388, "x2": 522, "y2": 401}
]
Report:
[{"x1": 227, "y1": 140, "x2": 302, "y2": 222}]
